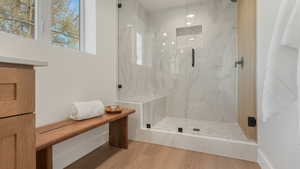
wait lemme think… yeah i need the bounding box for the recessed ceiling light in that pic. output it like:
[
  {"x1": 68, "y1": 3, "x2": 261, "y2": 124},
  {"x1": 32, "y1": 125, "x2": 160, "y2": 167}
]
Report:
[
  {"x1": 186, "y1": 22, "x2": 192, "y2": 26},
  {"x1": 162, "y1": 42, "x2": 166, "y2": 46},
  {"x1": 189, "y1": 37, "x2": 195, "y2": 41},
  {"x1": 163, "y1": 32, "x2": 168, "y2": 37},
  {"x1": 187, "y1": 14, "x2": 195, "y2": 18},
  {"x1": 171, "y1": 41, "x2": 175, "y2": 45}
]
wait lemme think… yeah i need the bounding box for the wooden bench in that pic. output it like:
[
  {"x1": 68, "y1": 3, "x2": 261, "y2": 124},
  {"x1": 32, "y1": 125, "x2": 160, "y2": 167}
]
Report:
[{"x1": 35, "y1": 108, "x2": 135, "y2": 169}]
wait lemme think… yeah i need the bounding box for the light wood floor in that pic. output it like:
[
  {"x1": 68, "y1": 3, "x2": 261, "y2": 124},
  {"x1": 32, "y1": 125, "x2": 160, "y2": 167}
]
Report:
[{"x1": 66, "y1": 141, "x2": 261, "y2": 169}]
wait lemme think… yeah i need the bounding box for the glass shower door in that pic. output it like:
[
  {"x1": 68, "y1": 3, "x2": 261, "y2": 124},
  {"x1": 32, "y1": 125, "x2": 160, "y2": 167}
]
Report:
[
  {"x1": 164, "y1": 28, "x2": 206, "y2": 133},
  {"x1": 180, "y1": 18, "x2": 238, "y2": 137}
]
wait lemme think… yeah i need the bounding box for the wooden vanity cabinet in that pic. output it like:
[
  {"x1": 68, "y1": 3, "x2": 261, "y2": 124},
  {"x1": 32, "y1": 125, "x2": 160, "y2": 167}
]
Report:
[{"x1": 0, "y1": 63, "x2": 36, "y2": 169}]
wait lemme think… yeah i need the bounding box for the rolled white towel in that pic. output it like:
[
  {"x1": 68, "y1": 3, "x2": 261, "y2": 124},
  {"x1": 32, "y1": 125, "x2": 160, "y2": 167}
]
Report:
[{"x1": 70, "y1": 100, "x2": 105, "y2": 120}]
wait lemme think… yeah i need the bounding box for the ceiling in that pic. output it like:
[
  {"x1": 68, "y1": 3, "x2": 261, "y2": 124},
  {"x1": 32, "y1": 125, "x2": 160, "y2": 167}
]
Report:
[{"x1": 137, "y1": 0, "x2": 205, "y2": 12}]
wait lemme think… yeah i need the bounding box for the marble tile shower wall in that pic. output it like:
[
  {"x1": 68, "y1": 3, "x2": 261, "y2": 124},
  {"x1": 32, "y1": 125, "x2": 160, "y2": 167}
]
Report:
[
  {"x1": 118, "y1": 0, "x2": 175, "y2": 102},
  {"x1": 143, "y1": 96, "x2": 168, "y2": 127},
  {"x1": 118, "y1": 0, "x2": 238, "y2": 123}
]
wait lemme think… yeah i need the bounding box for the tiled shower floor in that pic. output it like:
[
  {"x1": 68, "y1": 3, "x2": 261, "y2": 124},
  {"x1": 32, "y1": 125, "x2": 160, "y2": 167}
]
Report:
[{"x1": 152, "y1": 117, "x2": 253, "y2": 142}]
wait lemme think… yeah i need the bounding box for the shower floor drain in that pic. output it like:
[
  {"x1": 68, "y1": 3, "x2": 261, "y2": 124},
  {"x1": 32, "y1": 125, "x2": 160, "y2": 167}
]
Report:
[{"x1": 193, "y1": 128, "x2": 200, "y2": 132}]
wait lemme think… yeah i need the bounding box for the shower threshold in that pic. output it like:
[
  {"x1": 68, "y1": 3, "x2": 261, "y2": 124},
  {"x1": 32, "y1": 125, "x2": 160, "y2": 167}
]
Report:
[{"x1": 151, "y1": 117, "x2": 252, "y2": 143}]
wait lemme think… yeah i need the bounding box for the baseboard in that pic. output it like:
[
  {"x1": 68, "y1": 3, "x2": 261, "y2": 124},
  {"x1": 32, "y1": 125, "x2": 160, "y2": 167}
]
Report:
[{"x1": 258, "y1": 149, "x2": 275, "y2": 169}]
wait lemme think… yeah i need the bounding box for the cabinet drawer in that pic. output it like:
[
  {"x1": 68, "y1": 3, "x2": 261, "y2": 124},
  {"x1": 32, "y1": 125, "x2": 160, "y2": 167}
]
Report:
[{"x1": 0, "y1": 66, "x2": 35, "y2": 118}]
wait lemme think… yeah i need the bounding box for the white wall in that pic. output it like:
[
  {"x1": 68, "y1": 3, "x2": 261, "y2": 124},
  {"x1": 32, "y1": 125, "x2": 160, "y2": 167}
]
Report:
[
  {"x1": 0, "y1": 0, "x2": 117, "y2": 168},
  {"x1": 257, "y1": 0, "x2": 300, "y2": 169}
]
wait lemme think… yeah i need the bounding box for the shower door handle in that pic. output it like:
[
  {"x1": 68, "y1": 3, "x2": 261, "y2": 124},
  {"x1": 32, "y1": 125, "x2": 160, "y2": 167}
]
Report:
[{"x1": 192, "y1": 48, "x2": 195, "y2": 67}]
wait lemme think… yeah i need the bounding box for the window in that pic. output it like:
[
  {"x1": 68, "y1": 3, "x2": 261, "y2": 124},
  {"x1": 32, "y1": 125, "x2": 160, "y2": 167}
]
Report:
[
  {"x1": 51, "y1": 0, "x2": 80, "y2": 50},
  {"x1": 136, "y1": 32, "x2": 143, "y2": 65},
  {"x1": 0, "y1": 0, "x2": 96, "y2": 53},
  {"x1": 0, "y1": 0, "x2": 35, "y2": 38}
]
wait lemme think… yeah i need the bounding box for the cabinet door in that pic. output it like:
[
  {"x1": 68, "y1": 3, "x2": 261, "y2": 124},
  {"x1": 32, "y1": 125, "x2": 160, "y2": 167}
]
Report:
[
  {"x1": 0, "y1": 114, "x2": 35, "y2": 169},
  {"x1": 0, "y1": 65, "x2": 35, "y2": 118}
]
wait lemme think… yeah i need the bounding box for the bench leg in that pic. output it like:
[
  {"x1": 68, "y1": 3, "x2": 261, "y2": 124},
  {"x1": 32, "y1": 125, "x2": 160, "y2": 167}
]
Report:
[
  {"x1": 36, "y1": 146, "x2": 53, "y2": 169},
  {"x1": 109, "y1": 116, "x2": 128, "y2": 149}
]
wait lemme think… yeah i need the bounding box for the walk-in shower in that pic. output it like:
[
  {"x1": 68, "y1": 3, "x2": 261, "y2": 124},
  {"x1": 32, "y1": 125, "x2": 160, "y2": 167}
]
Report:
[{"x1": 117, "y1": 0, "x2": 254, "y2": 143}]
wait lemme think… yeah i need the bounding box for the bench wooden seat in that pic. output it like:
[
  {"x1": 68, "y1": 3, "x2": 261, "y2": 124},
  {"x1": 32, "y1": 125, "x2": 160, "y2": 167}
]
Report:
[{"x1": 36, "y1": 108, "x2": 135, "y2": 169}]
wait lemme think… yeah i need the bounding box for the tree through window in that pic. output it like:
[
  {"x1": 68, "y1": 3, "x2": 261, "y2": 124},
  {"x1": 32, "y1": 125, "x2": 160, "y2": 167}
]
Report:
[
  {"x1": 0, "y1": 0, "x2": 35, "y2": 38},
  {"x1": 51, "y1": 0, "x2": 80, "y2": 49}
]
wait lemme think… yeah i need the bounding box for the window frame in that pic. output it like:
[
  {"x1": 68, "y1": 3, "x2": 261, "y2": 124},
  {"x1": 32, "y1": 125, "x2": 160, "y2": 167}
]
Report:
[
  {"x1": 35, "y1": 0, "x2": 41, "y2": 40},
  {"x1": 79, "y1": 0, "x2": 85, "y2": 52}
]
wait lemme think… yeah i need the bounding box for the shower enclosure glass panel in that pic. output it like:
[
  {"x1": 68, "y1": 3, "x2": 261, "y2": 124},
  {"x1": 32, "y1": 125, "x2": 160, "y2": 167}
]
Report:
[{"x1": 118, "y1": 0, "x2": 248, "y2": 141}]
